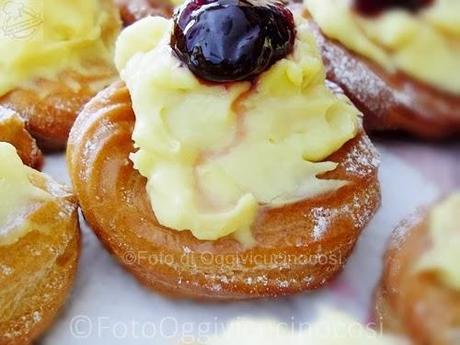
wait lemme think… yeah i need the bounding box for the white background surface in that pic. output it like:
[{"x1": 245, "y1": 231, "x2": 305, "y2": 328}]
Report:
[{"x1": 39, "y1": 144, "x2": 441, "y2": 344}]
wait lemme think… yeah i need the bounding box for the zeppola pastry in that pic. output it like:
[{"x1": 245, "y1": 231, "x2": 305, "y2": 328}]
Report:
[
  {"x1": 0, "y1": 0, "x2": 121, "y2": 150},
  {"x1": 0, "y1": 107, "x2": 42, "y2": 170},
  {"x1": 68, "y1": 0, "x2": 380, "y2": 299},
  {"x1": 376, "y1": 193, "x2": 460, "y2": 345},
  {"x1": 0, "y1": 142, "x2": 80, "y2": 344},
  {"x1": 304, "y1": 0, "x2": 460, "y2": 139}
]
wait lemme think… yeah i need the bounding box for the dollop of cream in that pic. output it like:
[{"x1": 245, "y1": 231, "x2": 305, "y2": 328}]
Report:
[
  {"x1": 0, "y1": 0, "x2": 121, "y2": 96},
  {"x1": 186, "y1": 309, "x2": 407, "y2": 344},
  {"x1": 115, "y1": 16, "x2": 360, "y2": 241},
  {"x1": 417, "y1": 193, "x2": 460, "y2": 289},
  {"x1": 305, "y1": 0, "x2": 460, "y2": 94},
  {"x1": 0, "y1": 142, "x2": 50, "y2": 246}
]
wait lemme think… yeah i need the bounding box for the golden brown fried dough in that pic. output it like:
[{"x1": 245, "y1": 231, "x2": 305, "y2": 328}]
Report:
[
  {"x1": 67, "y1": 81, "x2": 380, "y2": 300},
  {"x1": 0, "y1": 107, "x2": 43, "y2": 170},
  {"x1": 307, "y1": 20, "x2": 460, "y2": 140},
  {"x1": 0, "y1": 169, "x2": 80, "y2": 344},
  {"x1": 0, "y1": 67, "x2": 116, "y2": 151},
  {"x1": 376, "y1": 212, "x2": 460, "y2": 345}
]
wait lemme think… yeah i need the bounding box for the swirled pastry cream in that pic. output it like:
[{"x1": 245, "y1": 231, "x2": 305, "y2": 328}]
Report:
[
  {"x1": 305, "y1": 0, "x2": 460, "y2": 94},
  {"x1": 115, "y1": 8, "x2": 360, "y2": 241},
  {"x1": 417, "y1": 193, "x2": 460, "y2": 289},
  {"x1": 0, "y1": 142, "x2": 50, "y2": 245},
  {"x1": 0, "y1": 0, "x2": 120, "y2": 96}
]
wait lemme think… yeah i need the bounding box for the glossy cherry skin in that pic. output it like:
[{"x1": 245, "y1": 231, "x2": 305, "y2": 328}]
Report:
[{"x1": 171, "y1": 0, "x2": 296, "y2": 83}]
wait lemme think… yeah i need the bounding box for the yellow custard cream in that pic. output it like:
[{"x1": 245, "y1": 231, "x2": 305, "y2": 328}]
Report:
[
  {"x1": 115, "y1": 16, "x2": 360, "y2": 241},
  {"x1": 0, "y1": 0, "x2": 120, "y2": 96},
  {"x1": 0, "y1": 142, "x2": 50, "y2": 246},
  {"x1": 418, "y1": 193, "x2": 460, "y2": 289},
  {"x1": 305, "y1": 0, "x2": 460, "y2": 94},
  {"x1": 190, "y1": 309, "x2": 407, "y2": 344}
]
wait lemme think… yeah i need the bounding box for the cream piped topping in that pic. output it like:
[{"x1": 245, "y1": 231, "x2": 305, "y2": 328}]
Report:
[
  {"x1": 115, "y1": 15, "x2": 360, "y2": 242},
  {"x1": 305, "y1": 0, "x2": 460, "y2": 94}
]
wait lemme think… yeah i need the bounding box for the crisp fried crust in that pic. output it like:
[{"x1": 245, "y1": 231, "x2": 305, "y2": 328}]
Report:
[
  {"x1": 375, "y1": 211, "x2": 460, "y2": 345},
  {"x1": 0, "y1": 107, "x2": 43, "y2": 170},
  {"x1": 307, "y1": 19, "x2": 460, "y2": 140},
  {"x1": 116, "y1": 0, "x2": 173, "y2": 25},
  {"x1": 0, "y1": 67, "x2": 116, "y2": 152},
  {"x1": 67, "y1": 81, "x2": 380, "y2": 300},
  {"x1": 0, "y1": 170, "x2": 80, "y2": 344}
]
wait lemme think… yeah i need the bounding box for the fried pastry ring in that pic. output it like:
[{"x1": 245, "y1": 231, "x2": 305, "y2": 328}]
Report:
[
  {"x1": 0, "y1": 165, "x2": 80, "y2": 344},
  {"x1": 67, "y1": 81, "x2": 381, "y2": 300},
  {"x1": 116, "y1": 0, "x2": 173, "y2": 26},
  {"x1": 0, "y1": 107, "x2": 43, "y2": 170},
  {"x1": 0, "y1": 66, "x2": 116, "y2": 151},
  {"x1": 375, "y1": 210, "x2": 460, "y2": 344},
  {"x1": 307, "y1": 19, "x2": 460, "y2": 140}
]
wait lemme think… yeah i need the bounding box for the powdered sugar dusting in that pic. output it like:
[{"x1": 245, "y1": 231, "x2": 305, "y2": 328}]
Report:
[
  {"x1": 161, "y1": 139, "x2": 380, "y2": 296},
  {"x1": 343, "y1": 135, "x2": 380, "y2": 177},
  {"x1": 309, "y1": 185, "x2": 379, "y2": 242},
  {"x1": 318, "y1": 31, "x2": 391, "y2": 116},
  {"x1": 0, "y1": 263, "x2": 13, "y2": 276},
  {"x1": 390, "y1": 209, "x2": 425, "y2": 250},
  {"x1": 310, "y1": 207, "x2": 334, "y2": 240},
  {"x1": 0, "y1": 174, "x2": 78, "y2": 341},
  {"x1": 32, "y1": 311, "x2": 42, "y2": 322}
]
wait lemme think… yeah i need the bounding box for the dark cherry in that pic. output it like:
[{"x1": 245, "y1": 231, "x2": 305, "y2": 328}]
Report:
[
  {"x1": 171, "y1": 0, "x2": 296, "y2": 83},
  {"x1": 353, "y1": 0, "x2": 433, "y2": 16}
]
